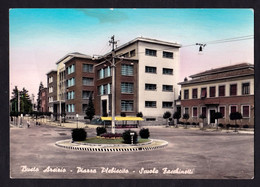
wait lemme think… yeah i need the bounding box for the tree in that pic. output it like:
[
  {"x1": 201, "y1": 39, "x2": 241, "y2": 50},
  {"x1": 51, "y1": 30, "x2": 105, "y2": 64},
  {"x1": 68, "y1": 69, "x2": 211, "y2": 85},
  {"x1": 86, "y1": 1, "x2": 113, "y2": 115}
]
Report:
[
  {"x1": 214, "y1": 112, "x2": 223, "y2": 130},
  {"x1": 173, "y1": 111, "x2": 181, "y2": 127},
  {"x1": 37, "y1": 82, "x2": 44, "y2": 111},
  {"x1": 163, "y1": 111, "x2": 171, "y2": 126},
  {"x1": 10, "y1": 86, "x2": 32, "y2": 114},
  {"x1": 85, "y1": 94, "x2": 95, "y2": 122},
  {"x1": 183, "y1": 113, "x2": 190, "y2": 129},
  {"x1": 230, "y1": 112, "x2": 242, "y2": 132}
]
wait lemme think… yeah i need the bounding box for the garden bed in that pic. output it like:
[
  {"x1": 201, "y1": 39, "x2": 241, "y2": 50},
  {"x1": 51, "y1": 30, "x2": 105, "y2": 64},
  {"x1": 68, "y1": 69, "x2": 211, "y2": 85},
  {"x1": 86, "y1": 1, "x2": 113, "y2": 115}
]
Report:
[{"x1": 75, "y1": 137, "x2": 151, "y2": 144}]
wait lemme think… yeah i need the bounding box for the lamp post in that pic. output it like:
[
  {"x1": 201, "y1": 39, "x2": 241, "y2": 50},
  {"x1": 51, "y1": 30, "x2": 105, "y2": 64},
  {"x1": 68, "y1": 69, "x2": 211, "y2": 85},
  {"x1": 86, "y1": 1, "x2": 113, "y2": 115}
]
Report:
[
  {"x1": 59, "y1": 99, "x2": 62, "y2": 126},
  {"x1": 130, "y1": 132, "x2": 134, "y2": 145}
]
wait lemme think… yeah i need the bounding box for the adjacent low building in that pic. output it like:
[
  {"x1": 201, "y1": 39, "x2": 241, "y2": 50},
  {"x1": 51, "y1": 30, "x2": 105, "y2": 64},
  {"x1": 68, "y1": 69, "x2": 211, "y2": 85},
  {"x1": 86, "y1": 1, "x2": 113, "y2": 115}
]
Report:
[{"x1": 178, "y1": 63, "x2": 254, "y2": 127}]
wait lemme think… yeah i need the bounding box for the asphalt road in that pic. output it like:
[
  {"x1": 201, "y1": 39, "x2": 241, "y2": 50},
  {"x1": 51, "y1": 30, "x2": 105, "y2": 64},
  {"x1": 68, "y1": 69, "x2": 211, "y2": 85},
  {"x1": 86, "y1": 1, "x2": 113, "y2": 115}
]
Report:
[{"x1": 10, "y1": 123, "x2": 254, "y2": 179}]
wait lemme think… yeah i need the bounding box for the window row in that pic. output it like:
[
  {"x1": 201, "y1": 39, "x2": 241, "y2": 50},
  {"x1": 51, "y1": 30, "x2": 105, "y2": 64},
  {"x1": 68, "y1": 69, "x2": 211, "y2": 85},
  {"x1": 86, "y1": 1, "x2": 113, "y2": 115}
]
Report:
[
  {"x1": 183, "y1": 83, "x2": 250, "y2": 99},
  {"x1": 145, "y1": 66, "x2": 173, "y2": 75},
  {"x1": 145, "y1": 49, "x2": 174, "y2": 59},
  {"x1": 121, "y1": 49, "x2": 136, "y2": 58},
  {"x1": 145, "y1": 101, "x2": 173, "y2": 108},
  {"x1": 67, "y1": 64, "x2": 75, "y2": 75},
  {"x1": 145, "y1": 84, "x2": 173, "y2": 92},
  {"x1": 184, "y1": 105, "x2": 250, "y2": 118}
]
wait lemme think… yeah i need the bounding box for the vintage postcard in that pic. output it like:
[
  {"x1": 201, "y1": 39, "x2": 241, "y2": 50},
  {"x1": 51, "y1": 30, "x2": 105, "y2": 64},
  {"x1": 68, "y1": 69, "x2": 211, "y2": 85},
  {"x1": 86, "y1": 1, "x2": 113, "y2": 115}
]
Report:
[{"x1": 9, "y1": 8, "x2": 254, "y2": 180}]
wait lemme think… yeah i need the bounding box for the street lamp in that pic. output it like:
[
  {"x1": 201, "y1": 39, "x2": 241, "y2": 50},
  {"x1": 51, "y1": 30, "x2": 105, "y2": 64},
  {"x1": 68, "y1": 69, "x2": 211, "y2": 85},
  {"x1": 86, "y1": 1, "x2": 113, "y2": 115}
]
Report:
[{"x1": 130, "y1": 132, "x2": 135, "y2": 145}]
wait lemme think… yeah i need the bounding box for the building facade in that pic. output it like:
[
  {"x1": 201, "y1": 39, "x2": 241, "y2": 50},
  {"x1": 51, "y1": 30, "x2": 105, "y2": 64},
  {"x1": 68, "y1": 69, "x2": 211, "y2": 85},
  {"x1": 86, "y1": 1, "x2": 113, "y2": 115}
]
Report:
[
  {"x1": 46, "y1": 70, "x2": 57, "y2": 113},
  {"x1": 46, "y1": 37, "x2": 181, "y2": 123},
  {"x1": 39, "y1": 87, "x2": 48, "y2": 113},
  {"x1": 178, "y1": 63, "x2": 254, "y2": 127},
  {"x1": 112, "y1": 37, "x2": 181, "y2": 124}
]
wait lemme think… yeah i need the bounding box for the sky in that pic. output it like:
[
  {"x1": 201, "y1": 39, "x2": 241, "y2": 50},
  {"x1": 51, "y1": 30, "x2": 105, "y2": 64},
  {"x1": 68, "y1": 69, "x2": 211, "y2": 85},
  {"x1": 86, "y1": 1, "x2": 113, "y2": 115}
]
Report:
[{"x1": 9, "y1": 8, "x2": 254, "y2": 101}]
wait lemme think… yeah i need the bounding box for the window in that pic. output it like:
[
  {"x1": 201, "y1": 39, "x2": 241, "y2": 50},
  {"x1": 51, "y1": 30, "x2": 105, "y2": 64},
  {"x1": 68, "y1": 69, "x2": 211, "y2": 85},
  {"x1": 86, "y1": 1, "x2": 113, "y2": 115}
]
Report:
[
  {"x1": 145, "y1": 84, "x2": 156, "y2": 91},
  {"x1": 98, "y1": 84, "x2": 110, "y2": 95},
  {"x1": 145, "y1": 66, "x2": 157, "y2": 73},
  {"x1": 162, "y1": 102, "x2": 173, "y2": 108},
  {"x1": 104, "y1": 66, "x2": 111, "y2": 77},
  {"x1": 48, "y1": 76, "x2": 53, "y2": 83},
  {"x1": 67, "y1": 64, "x2": 75, "y2": 74},
  {"x1": 184, "y1": 89, "x2": 189, "y2": 99},
  {"x1": 230, "y1": 105, "x2": 237, "y2": 113},
  {"x1": 201, "y1": 88, "x2": 207, "y2": 98},
  {"x1": 49, "y1": 87, "x2": 53, "y2": 93},
  {"x1": 121, "y1": 64, "x2": 134, "y2": 76},
  {"x1": 219, "y1": 106, "x2": 225, "y2": 118},
  {"x1": 98, "y1": 69, "x2": 104, "y2": 79},
  {"x1": 192, "y1": 107, "x2": 198, "y2": 117},
  {"x1": 82, "y1": 77, "x2": 93, "y2": 86},
  {"x1": 242, "y1": 105, "x2": 250, "y2": 118},
  {"x1": 83, "y1": 64, "x2": 93, "y2": 73},
  {"x1": 230, "y1": 84, "x2": 237, "y2": 96},
  {"x1": 146, "y1": 118, "x2": 156, "y2": 121},
  {"x1": 163, "y1": 68, "x2": 173, "y2": 75},
  {"x1": 121, "y1": 100, "x2": 133, "y2": 111},
  {"x1": 67, "y1": 104, "x2": 75, "y2": 113},
  {"x1": 121, "y1": 82, "x2": 134, "y2": 93},
  {"x1": 67, "y1": 78, "x2": 75, "y2": 87},
  {"x1": 67, "y1": 91, "x2": 75, "y2": 100},
  {"x1": 242, "y1": 83, "x2": 250, "y2": 95},
  {"x1": 145, "y1": 49, "x2": 157, "y2": 56},
  {"x1": 82, "y1": 91, "x2": 93, "y2": 99},
  {"x1": 48, "y1": 97, "x2": 53, "y2": 103},
  {"x1": 145, "y1": 101, "x2": 156, "y2": 108},
  {"x1": 202, "y1": 107, "x2": 207, "y2": 116},
  {"x1": 122, "y1": 52, "x2": 129, "y2": 58},
  {"x1": 210, "y1": 86, "x2": 216, "y2": 97},
  {"x1": 163, "y1": 51, "x2": 173, "y2": 58},
  {"x1": 219, "y1": 85, "x2": 225, "y2": 97},
  {"x1": 163, "y1": 85, "x2": 173, "y2": 92},
  {"x1": 184, "y1": 107, "x2": 189, "y2": 115},
  {"x1": 192, "y1": 88, "x2": 198, "y2": 99},
  {"x1": 130, "y1": 50, "x2": 136, "y2": 57}
]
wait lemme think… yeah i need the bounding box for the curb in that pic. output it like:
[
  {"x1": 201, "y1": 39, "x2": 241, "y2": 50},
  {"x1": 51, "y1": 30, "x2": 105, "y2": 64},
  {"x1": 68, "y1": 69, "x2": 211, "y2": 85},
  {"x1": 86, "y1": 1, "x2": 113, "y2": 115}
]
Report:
[{"x1": 55, "y1": 139, "x2": 168, "y2": 152}]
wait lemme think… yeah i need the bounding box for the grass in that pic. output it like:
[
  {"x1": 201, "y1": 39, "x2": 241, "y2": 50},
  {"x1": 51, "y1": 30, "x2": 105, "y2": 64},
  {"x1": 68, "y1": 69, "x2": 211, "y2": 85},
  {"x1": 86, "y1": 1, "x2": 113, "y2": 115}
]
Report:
[{"x1": 78, "y1": 137, "x2": 151, "y2": 144}]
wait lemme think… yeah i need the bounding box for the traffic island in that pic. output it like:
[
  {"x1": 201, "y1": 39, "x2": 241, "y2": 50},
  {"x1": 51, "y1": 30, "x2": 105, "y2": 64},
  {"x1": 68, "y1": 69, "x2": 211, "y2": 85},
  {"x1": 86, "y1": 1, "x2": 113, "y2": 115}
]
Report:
[{"x1": 55, "y1": 139, "x2": 168, "y2": 152}]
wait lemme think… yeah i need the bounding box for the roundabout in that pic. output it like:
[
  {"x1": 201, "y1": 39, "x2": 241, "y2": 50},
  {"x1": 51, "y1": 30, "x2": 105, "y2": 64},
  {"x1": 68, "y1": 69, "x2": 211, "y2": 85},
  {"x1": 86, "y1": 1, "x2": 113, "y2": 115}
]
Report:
[{"x1": 55, "y1": 138, "x2": 168, "y2": 152}]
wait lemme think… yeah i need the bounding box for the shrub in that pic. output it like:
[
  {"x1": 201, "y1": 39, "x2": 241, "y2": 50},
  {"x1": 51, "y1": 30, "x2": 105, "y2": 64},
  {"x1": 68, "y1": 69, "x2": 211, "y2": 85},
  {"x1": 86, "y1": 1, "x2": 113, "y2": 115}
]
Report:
[
  {"x1": 243, "y1": 124, "x2": 249, "y2": 128},
  {"x1": 139, "y1": 128, "x2": 150, "y2": 139},
  {"x1": 186, "y1": 122, "x2": 190, "y2": 125},
  {"x1": 226, "y1": 124, "x2": 231, "y2": 129},
  {"x1": 192, "y1": 122, "x2": 196, "y2": 126},
  {"x1": 71, "y1": 128, "x2": 87, "y2": 141},
  {"x1": 96, "y1": 127, "x2": 107, "y2": 136},
  {"x1": 218, "y1": 123, "x2": 224, "y2": 128},
  {"x1": 122, "y1": 130, "x2": 138, "y2": 144}
]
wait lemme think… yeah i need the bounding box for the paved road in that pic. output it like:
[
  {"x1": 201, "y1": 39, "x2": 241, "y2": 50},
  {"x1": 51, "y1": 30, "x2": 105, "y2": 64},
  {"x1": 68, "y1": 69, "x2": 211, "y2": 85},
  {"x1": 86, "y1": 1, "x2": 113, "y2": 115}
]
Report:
[{"x1": 10, "y1": 123, "x2": 254, "y2": 179}]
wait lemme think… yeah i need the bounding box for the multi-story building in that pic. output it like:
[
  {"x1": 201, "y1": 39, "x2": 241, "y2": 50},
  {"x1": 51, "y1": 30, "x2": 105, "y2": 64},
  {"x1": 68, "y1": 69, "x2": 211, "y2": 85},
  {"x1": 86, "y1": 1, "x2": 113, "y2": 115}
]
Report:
[
  {"x1": 46, "y1": 70, "x2": 57, "y2": 113},
  {"x1": 46, "y1": 37, "x2": 181, "y2": 123},
  {"x1": 178, "y1": 63, "x2": 254, "y2": 127},
  {"x1": 104, "y1": 37, "x2": 181, "y2": 124},
  {"x1": 39, "y1": 87, "x2": 48, "y2": 112},
  {"x1": 94, "y1": 58, "x2": 139, "y2": 117}
]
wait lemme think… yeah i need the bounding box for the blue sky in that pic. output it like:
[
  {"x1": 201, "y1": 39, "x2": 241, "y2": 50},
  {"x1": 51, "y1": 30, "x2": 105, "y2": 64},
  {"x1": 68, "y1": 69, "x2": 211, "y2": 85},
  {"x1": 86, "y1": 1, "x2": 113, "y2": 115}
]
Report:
[{"x1": 9, "y1": 8, "x2": 254, "y2": 99}]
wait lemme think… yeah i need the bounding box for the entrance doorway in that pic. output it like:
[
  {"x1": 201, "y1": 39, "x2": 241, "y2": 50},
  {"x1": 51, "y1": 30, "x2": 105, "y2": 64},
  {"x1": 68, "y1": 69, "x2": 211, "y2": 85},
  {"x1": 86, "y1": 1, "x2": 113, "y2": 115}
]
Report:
[
  {"x1": 210, "y1": 110, "x2": 216, "y2": 124},
  {"x1": 102, "y1": 100, "x2": 107, "y2": 116}
]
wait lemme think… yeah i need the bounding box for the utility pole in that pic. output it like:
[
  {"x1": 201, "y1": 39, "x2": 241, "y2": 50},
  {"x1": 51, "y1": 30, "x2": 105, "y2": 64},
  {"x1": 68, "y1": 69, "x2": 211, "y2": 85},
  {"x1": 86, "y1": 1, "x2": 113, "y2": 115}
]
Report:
[{"x1": 109, "y1": 35, "x2": 117, "y2": 134}]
